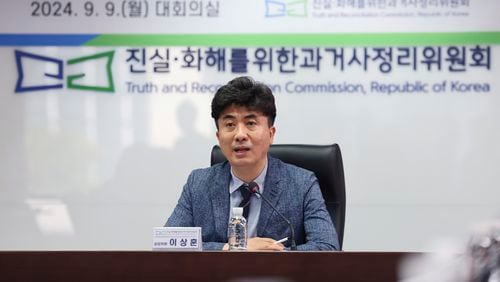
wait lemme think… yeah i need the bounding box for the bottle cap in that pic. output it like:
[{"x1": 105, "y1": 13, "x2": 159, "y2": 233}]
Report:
[{"x1": 232, "y1": 207, "x2": 243, "y2": 217}]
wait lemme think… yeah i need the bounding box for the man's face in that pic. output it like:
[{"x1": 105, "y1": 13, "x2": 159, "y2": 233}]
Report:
[{"x1": 216, "y1": 105, "x2": 275, "y2": 170}]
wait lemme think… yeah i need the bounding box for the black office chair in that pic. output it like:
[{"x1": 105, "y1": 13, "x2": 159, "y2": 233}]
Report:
[{"x1": 210, "y1": 143, "x2": 346, "y2": 250}]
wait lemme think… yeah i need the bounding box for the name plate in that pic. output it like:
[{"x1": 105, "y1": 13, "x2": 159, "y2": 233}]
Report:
[{"x1": 152, "y1": 227, "x2": 202, "y2": 251}]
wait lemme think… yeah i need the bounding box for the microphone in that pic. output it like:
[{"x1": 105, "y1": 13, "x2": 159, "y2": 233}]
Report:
[{"x1": 246, "y1": 181, "x2": 297, "y2": 251}]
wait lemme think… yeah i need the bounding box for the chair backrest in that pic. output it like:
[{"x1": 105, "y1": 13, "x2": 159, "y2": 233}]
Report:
[{"x1": 210, "y1": 143, "x2": 346, "y2": 250}]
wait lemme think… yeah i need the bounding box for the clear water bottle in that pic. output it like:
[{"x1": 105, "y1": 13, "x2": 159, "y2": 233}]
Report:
[{"x1": 228, "y1": 207, "x2": 247, "y2": 250}]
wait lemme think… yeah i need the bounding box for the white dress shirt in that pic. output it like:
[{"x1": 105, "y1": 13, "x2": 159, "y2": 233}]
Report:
[{"x1": 228, "y1": 161, "x2": 267, "y2": 238}]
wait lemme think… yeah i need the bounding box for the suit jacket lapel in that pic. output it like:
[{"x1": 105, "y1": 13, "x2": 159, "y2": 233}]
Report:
[
  {"x1": 210, "y1": 162, "x2": 231, "y2": 241},
  {"x1": 257, "y1": 156, "x2": 283, "y2": 237}
]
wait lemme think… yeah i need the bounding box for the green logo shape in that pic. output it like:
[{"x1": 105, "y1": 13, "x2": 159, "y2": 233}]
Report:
[
  {"x1": 67, "y1": 50, "x2": 115, "y2": 93},
  {"x1": 287, "y1": 0, "x2": 307, "y2": 17}
]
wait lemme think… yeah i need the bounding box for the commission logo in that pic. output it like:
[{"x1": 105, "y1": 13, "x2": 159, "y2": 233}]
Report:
[
  {"x1": 14, "y1": 50, "x2": 115, "y2": 93},
  {"x1": 265, "y1": 0, "x2": 308, "y2": 17}
]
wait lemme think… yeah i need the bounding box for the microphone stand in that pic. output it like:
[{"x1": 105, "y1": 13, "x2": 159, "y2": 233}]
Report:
[{"x1": 246, "y1": 183, "x2": 297, "y2": 251}]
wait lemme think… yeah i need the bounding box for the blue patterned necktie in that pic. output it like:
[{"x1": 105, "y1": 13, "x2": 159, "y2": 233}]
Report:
[{"x1": 238, "y1": 183, "x2": 251, "y2": 219}]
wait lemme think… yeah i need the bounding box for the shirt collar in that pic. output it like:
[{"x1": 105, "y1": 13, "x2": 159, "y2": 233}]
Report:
[{"x1": 229, "y1": 159, "x2": 268, "y2": 194}]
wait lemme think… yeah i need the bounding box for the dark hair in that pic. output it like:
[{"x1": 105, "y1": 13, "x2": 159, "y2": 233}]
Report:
[{"x1": 211, "y1": 76, "x2": 276, "y2": 129}]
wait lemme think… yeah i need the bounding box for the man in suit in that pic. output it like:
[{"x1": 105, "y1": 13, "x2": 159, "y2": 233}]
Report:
[{"x1": 167, "y1": 76, "x2": 339, "y2": 251}]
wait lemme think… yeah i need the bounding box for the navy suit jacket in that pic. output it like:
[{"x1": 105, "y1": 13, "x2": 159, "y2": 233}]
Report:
[{"x1": 166, "y1": 156, "x2": 339, "y2": 250}]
